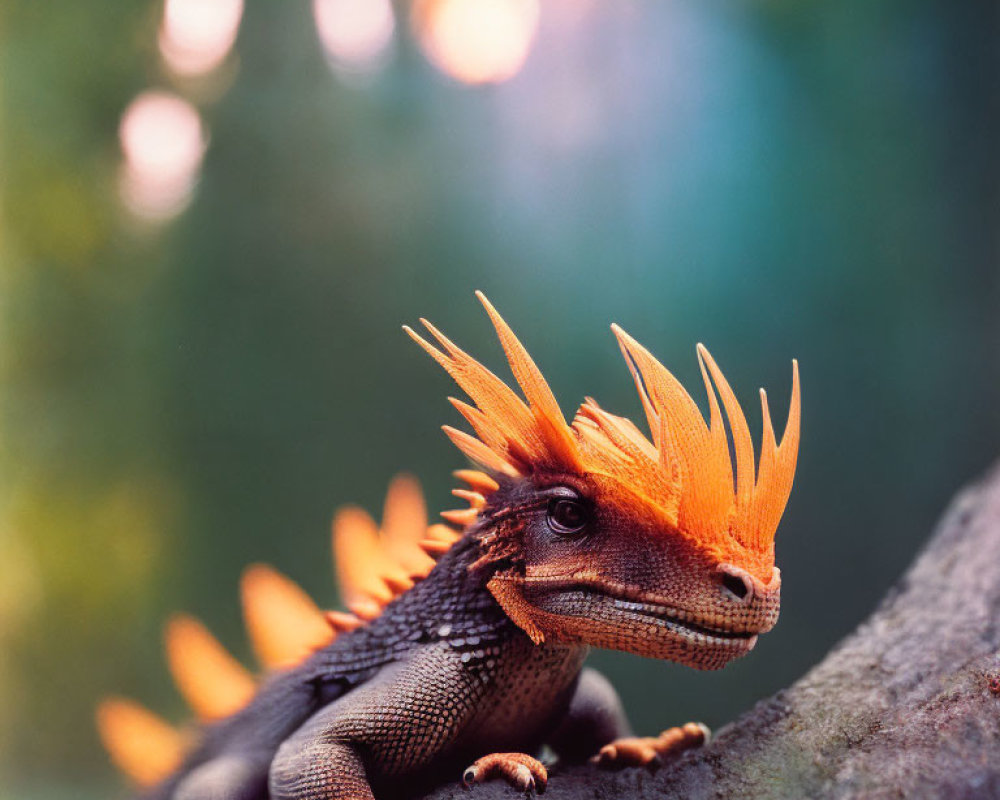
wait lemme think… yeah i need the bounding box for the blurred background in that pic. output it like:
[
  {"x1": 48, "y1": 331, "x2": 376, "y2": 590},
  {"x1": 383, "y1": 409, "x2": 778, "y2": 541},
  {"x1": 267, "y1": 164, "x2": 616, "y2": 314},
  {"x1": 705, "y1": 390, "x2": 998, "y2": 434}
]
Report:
[{"x1": 1, "y1": 0, "x2": 998, "y2": 797}]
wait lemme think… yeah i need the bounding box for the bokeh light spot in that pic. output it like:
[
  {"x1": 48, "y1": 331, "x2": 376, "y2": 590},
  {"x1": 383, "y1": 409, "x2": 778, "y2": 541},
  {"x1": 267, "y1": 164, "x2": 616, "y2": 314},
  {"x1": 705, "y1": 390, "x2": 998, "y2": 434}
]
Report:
[
  {"x1": 413, "y1": 0, "x2": 540, "y2": 85},
  {"x1": 118, "y1": 91, "x2": 207, "y2": 221},
  {"x1": 159, "y1": 0, "x2": 244, "y2": 77},
  {"x1": 313, "y1": 0, "x2": 396, "y2": 76}
]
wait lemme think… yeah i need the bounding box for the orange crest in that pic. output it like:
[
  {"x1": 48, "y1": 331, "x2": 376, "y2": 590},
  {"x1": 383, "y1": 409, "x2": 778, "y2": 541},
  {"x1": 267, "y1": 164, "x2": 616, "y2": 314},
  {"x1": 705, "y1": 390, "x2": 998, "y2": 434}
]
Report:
[{"x1": 406, "y1": 292, "x2": 800, "y2": 581}]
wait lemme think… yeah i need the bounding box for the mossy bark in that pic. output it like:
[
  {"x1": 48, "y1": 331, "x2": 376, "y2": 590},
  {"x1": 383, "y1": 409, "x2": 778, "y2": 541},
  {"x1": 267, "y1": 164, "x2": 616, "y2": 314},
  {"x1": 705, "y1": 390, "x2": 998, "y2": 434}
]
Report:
[{"x1": 420, "y1": 466, "x2": 1000, "y2": 799}]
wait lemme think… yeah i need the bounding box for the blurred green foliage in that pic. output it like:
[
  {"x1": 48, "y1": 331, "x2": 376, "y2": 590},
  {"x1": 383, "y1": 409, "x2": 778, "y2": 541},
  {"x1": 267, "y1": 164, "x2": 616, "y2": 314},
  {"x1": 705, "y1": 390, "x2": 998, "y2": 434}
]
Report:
[{"x1": 1, "y1": 1, "x2": 998, "y2": 797}]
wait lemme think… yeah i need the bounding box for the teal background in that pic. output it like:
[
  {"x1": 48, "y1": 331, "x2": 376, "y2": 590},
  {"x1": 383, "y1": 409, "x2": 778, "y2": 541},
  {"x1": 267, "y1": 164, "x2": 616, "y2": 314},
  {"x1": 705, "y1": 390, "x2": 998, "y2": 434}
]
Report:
[{"x1": 1, "y1": 1, "x2": 998, "y2": 797}]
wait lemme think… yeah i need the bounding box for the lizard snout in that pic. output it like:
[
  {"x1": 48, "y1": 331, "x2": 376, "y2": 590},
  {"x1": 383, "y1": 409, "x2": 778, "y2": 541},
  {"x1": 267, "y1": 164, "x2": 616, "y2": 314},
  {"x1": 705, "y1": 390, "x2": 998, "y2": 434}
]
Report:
[
  {"x1": 717, "y1": 564, "x2": 780, "y2": 604},
  {"x1": 715, "y1": 564, "x2": 781, "y2": 634}
]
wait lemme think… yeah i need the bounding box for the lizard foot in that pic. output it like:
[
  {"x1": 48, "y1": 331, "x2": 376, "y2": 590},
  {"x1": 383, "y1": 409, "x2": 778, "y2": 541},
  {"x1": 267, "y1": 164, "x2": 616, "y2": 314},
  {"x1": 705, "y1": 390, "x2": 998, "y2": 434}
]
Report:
[
  {"x1": 591, "y1": 722, "x2": 710, "y2": 769},
  {"x1": 462, "y1": 752, "x2": 547, "y2": 795}
]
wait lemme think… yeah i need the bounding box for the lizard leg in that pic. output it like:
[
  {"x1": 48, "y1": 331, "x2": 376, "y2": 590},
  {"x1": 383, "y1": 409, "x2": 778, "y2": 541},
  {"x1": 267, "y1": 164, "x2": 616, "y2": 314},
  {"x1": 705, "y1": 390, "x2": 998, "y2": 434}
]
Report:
[
  {"x1": 547, "y1": 668, "x2": 631, "y2": 763},
  {"x1": 462, "y1": 752, "x2": 547, "y2": 794},
  {"x1": 461, "y1": 668, "x2": 623, "y2": 793},
  {"x1": 268, "y1": 653, "x2": 485, "y2": 800},
  {"x1": 590, "y1": 722, "x2": 710, "y2": 769},
  {"x1": 270, "y1": 735, "x2": 373, "y2": 800}
]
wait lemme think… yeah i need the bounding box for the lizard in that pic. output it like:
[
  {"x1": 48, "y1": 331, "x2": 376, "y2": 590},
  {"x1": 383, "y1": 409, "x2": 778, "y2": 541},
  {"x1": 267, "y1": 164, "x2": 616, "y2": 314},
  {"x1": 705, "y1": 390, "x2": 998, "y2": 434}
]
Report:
[{"x1": 98, "y1": 291, "x2": 800, "y2": 800}]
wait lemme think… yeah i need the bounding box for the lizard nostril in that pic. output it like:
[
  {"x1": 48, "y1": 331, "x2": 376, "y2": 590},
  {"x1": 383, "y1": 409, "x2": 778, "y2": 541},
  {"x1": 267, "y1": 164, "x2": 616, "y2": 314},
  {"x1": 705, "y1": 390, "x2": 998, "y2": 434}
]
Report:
[{"x1": 720, "y1": 572, "x2": 750, "y2": 601}]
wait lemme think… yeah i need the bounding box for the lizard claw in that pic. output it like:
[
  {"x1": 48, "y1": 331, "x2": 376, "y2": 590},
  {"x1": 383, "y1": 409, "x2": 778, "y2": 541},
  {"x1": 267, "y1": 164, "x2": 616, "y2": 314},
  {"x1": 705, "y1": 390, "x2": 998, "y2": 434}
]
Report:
[
  {"x1": 591, "y1": 722, "x2": 710, "y2": 770},
  {"x1": 462, "y1": 752, "x2": 547, "y2": 794}
]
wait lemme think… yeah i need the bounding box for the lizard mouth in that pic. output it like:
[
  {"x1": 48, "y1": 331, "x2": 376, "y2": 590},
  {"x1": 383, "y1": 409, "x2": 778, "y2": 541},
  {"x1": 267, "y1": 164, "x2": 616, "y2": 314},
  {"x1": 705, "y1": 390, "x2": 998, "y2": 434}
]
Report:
[
  {"x1": 520, "y1": 576, "x2": 765, "y2": 655},
  {"x1": 607, "y1": 596, "x2": 758, "y2": 642}
]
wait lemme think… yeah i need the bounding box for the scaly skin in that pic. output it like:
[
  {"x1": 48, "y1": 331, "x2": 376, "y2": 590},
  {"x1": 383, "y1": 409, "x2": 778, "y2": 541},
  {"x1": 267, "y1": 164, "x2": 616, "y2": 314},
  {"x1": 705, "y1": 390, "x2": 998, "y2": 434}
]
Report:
[{"x1": 147, "y1": 477, "x2": 780, "y2": 800}]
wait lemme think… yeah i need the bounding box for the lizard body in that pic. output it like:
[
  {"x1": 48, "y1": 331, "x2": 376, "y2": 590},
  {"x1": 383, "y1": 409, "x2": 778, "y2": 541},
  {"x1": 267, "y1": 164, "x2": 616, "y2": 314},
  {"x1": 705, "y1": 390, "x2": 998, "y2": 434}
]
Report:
[
  {"x1": 150, "y1": 534, "x2": 593, "y2": 800},
  {"x1": 101, "y1": 293, "x2": 800, "y2": 800}
]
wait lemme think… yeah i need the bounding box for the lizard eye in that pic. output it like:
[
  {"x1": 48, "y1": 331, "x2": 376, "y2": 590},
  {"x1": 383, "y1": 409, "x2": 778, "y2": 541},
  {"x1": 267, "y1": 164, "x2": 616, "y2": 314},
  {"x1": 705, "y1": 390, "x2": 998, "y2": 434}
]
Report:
[{"x1": 547, "y1": 498, "x2": 589, "y2": 536}]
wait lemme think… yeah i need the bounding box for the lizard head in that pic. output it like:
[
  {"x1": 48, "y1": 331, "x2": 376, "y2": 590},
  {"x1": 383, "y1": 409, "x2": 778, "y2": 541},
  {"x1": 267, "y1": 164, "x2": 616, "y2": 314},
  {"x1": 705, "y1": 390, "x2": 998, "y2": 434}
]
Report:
[{"x1": 406, "y1": 293, "x2": 799, "y2": 671}]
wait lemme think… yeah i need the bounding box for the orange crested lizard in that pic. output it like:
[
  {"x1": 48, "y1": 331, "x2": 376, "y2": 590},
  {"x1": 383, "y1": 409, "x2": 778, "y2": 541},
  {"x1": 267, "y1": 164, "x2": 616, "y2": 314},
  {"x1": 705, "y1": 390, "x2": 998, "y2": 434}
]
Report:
[{"x1": 98, "y1": 292, "x2": 800, "y2": 799}]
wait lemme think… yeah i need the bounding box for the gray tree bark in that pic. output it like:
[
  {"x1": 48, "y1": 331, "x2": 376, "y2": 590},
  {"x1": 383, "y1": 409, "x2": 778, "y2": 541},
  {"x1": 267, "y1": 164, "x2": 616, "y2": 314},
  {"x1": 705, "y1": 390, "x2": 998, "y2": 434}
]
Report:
[{"x1": 421, "y1": 466, "x2": 1000, "y2": 799}]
